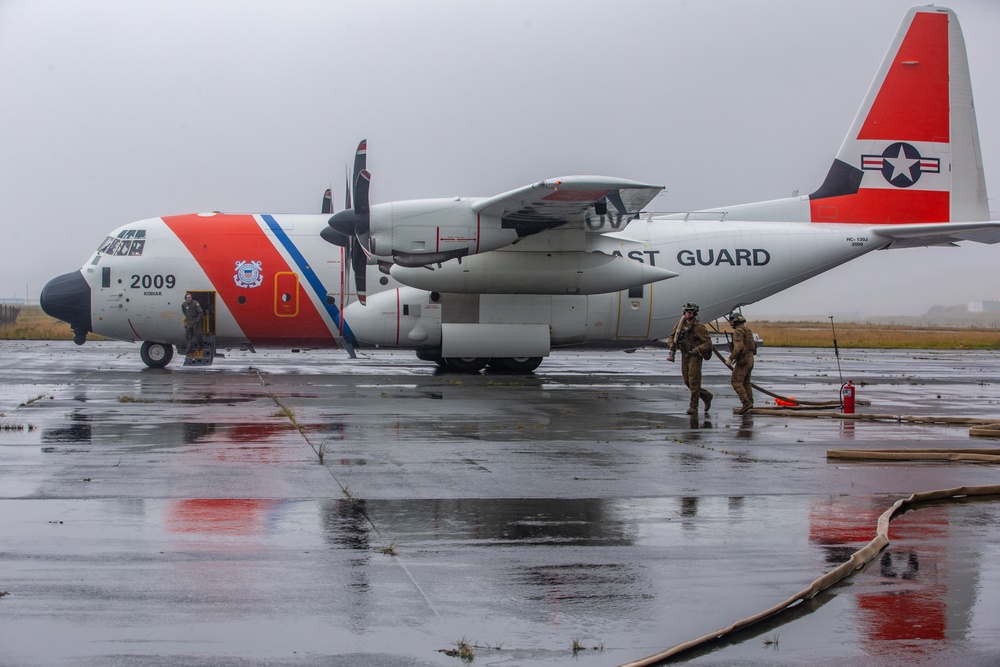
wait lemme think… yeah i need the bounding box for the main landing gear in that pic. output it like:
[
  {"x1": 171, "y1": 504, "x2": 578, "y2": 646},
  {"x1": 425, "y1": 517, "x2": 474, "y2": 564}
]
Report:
[{"x1": 415, "y1": 351, "x2": 543, "y2": 374}]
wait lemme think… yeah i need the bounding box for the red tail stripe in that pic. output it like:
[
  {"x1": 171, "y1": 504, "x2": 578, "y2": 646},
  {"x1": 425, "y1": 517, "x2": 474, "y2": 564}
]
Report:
[
  {"x1": 858, "y1": 11, "x2": 949, "y2": 142},
  {"x1": 810, "y1": 189, "x2": 948, "y2": 224}
]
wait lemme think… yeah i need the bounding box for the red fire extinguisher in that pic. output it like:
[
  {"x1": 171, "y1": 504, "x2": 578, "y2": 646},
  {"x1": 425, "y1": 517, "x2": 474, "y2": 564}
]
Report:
[{"x1": 841, "y1": 380, "x2": 855, "y2": 414}]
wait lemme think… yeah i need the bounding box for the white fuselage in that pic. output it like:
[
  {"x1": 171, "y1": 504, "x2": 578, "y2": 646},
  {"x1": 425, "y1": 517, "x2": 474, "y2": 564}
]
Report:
[{"x1": 72, "y1": 209, "x2": 879, "y2": 357}]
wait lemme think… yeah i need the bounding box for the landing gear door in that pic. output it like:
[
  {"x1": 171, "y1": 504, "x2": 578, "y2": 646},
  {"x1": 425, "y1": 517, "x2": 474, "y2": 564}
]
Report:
[{"x1": 615, "y1": 284, "x2": 653, "y2": 339}]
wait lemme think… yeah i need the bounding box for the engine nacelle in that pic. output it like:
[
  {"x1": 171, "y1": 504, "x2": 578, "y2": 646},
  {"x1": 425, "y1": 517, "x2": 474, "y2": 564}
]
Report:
[
  {"x1": 368, "y1": 198, "x2": 518, "y2": 266},
  {"x1": 389, "y1": 251, "x2": 678, "y2": 295},
  {"x1": 343, "y1": 286, "x2": 442, "y2": 347}
]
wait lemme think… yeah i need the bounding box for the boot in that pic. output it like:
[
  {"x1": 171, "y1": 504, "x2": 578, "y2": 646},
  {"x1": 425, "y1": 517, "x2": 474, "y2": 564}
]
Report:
[
  {"x1": 702, "y1": 392, "x2": 712, "y2": 413},
  {"x1": 737, "y1": 400, "x2": 754, "y2": 415}
]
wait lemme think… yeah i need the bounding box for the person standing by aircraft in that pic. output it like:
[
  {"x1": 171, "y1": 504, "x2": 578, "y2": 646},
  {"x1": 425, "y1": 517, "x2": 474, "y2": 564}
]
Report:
[
  {"x1": 726, "y1": 312, "x2": 756, "y2": 414},
  {"x1": 667, "y1": 303, "x2": 713, "y2": 415},
  {"x1": 181, "y1": 293, "x2": 204, "y2": 349}
]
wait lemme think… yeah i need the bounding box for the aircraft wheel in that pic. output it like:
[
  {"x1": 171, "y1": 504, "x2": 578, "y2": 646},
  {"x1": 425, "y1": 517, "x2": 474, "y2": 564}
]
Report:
[
  {"x1": 140, "y1": 341, "x2": 174, "y2": 368},
  {"x1": 444, "y1": 357, "x2": 488, "y2": 373},
  {"x1": 489, "y1": 357, "x2": 543, "y2": 373},
  {"x1": 415, "y1": 350, "x2": 447, "y2": 367}
]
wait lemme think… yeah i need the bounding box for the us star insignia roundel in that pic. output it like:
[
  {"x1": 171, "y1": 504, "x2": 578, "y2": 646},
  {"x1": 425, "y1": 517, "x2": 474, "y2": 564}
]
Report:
[
  {"x1": 861, "y1": 142, "x2": 941, "y2": 188},
  {"x1": 233, "y1": 260, "x2": 264, "y2": 288}
]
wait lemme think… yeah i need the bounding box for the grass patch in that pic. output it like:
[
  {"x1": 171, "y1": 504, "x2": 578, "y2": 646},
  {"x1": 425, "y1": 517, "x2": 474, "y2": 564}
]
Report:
[
  {"x1": 19, "y1": 394, "x2": 46, "y2": 407},
  {"x1": 5, "y1": 305, "x2": 998, "y2": 349},
  {"x1": 341, "y1": 483, "x2": 358, "y2": 503},
  {"x1": 739, "y1": 320, "x2": 1000, "y2": 349},
  {"x1": 118, "y1": 395, "x2": 155, "y2": 403},
  {"x1": 442, "y1": 637, "x2": 474, "y2": 662},
  {"x1": 1, "y1": 306, "x2": 76, "y2": 340}
]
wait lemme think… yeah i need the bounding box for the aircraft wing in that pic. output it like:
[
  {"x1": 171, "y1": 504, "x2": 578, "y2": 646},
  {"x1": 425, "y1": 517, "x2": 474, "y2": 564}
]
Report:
[
  {"x1": 472, "y1": 176, "x2": 663, "y2": 235},
  {"x1": 871, "y1": 221, "x2": 1000, "y2": 249}
]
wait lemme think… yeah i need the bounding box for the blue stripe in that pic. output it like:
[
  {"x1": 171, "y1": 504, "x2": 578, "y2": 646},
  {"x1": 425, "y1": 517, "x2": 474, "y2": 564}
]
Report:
[{"x1": 261, "y1": 214, "x2": 357, "y2": 346}]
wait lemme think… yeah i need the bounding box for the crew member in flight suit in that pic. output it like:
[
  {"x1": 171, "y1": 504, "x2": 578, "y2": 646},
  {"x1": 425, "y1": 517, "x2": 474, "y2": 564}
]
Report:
[
  {"x1": 181, "y1": 293, "x2": 204, "y2": 349},
  {"x1": 667, "y1": 302, "x2": 714, "y2": 415},
  {"x1": 726, "y1": 311, "x2": 756, "y2": 414}
]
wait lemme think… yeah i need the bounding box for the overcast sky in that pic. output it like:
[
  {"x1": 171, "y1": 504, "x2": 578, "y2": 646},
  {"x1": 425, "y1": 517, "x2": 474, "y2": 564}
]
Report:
[{"x1": 2, "y1": 0, "x2": 997, "y2": 318}]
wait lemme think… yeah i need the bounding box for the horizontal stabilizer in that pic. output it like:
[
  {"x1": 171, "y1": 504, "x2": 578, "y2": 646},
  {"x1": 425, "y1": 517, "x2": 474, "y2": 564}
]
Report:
[{"x1": 871, "y1": 221, "x2": 1000, "y2": 249}]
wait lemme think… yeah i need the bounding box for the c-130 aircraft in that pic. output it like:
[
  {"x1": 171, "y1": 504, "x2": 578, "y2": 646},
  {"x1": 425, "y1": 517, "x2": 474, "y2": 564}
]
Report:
[{"x1": 41, "y1": 6, "x2": 999, "y2": 372}]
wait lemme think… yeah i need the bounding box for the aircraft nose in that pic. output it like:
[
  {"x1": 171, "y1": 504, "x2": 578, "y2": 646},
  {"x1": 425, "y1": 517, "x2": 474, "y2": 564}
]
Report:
[{"x1": 40, "y1": 271, "x2": 92, "y2": 344}]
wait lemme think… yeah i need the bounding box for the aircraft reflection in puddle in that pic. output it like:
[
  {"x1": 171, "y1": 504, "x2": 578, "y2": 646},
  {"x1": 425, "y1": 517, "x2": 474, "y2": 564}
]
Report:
[{"x1": 809, "y1": 496, "x2": 974, "y2": 656}]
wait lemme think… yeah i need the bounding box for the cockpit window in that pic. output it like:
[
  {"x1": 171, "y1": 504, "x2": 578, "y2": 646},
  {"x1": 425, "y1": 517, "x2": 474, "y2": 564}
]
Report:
[{"x1": 97, "y1": 229, "x2": 146, "y2": 256}]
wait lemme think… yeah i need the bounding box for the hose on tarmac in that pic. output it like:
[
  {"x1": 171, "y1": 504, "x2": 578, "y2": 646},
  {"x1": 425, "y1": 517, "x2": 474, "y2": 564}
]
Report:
[
  {"x1": 710, "y1": 346, "x2": 1000, "y2": 425},
  {"x1": 747, "y1": 406, "x2": 1000, "y2": 437},
  {"x1": 633, "y1": 343, "x2": 1000, "y2": 662},
  {"x1": 710, "y1": 345, "x2": 842, "y2": 408},
  {"x1": 828, "y1": 448, "x2": 1000, "y2": 463},
  {"x1": 620, "y1": 483, "x2": 1000, "y2": 667}
]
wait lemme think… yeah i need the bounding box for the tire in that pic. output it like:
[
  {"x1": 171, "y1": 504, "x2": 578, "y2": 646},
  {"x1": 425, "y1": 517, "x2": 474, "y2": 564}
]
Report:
[
  {"x1": 488, "y1": 357, "x2": 543, "y2": 373},
  {"x1": 140, "y1": 341, "x2": 174, "y2": 368},
  {"x1": 415, "y1": 350, "x2": 447, "y2": 367},
  {"x1": 444, "y1": 357, "x2": 488, "y2": 373}
]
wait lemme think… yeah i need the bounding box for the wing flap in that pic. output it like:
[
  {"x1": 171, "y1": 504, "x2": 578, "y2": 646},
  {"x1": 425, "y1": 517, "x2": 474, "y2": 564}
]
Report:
[{"x1": 472, "y1": 176, "x2": 663, "y2": 235}]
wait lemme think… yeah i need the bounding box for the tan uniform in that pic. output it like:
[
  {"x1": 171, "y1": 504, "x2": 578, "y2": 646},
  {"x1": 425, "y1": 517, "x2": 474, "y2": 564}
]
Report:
[
  {"x1": 668, "y1": 315, "x2": 714, "y2": 413},
  {"x1": 728, "y1": 323, "x2": 756, "y2": 411}
]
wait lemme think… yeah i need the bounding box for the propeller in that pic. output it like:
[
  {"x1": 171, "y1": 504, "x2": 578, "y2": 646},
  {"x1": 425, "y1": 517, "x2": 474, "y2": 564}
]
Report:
[{"x1": 322, "y1": 140, "x2": 371, "y2": 304}]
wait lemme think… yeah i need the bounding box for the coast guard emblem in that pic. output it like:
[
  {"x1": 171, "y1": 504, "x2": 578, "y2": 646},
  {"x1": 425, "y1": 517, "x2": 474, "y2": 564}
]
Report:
[{"x1": 233, "y1": 260, "x2": 264, "y2": 289}]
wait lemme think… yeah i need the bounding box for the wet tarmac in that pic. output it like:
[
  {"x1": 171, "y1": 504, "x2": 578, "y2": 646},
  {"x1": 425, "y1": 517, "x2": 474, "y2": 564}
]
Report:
[{"x1": 1, "y1": 341, "x2": 999, "y2": 666}]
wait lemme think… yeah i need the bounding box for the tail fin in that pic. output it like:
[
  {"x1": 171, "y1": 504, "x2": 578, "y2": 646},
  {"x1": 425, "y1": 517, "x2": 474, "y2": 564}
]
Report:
[{"x1": 809, "y1": 6, "x2": 988, "y2": 224}]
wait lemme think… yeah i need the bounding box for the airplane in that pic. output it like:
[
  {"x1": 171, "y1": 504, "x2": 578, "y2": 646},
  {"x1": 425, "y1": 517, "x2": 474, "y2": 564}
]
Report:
[{"x1": 40, "y1": 5, "x2": 999, "y2": 372}]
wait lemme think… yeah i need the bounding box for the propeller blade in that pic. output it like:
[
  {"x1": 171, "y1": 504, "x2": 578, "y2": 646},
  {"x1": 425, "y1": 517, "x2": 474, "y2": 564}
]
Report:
[
  {"x1": 326, "y1": 143, "x2": 371, "y2": 240},
  {"x1": 351, "y1": 235, "x2": 367, "y2": 305},
  {"x1": 321, "y1": 188, "x2": 333, "y2": 214},
  {"x1": 354, "y1": 169, "x2": 371, "y2": 218},
  {"x1": 320, "y1": 225, "x2": 350, "y2": 246},
  {"x1": 344, "y1": 165, "x2": 352, "y2": 211},
  {"x1": 352, "y1": 139, "x2": 367, "y2": 194},
  {"x1": 355, "y1": 230, "x2": 372, "y2": 260},
  {"x1": 324, "y1": 139, "x2": 372, "y2": 306}
]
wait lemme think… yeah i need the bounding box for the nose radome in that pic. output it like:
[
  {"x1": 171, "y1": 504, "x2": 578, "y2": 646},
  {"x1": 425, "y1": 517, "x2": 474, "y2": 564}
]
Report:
[{"x1": 40, "y1": 271, "x2": 92, "y2": 344}]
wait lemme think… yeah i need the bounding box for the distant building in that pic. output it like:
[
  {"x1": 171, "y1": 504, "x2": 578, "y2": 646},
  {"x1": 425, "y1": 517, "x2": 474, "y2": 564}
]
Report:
[{"x1": 967, "y1": 300, "x2": 1000, "y2": 313}]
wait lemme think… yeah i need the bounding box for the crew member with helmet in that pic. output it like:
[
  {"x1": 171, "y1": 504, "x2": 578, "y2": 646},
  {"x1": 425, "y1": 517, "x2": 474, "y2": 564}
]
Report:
[
  {"x1": 726, "y1": 311, "x2": 757, "y2": 414},
  {"x1": 667, "y1": 302, "x2": 714, "y2": 415}
]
